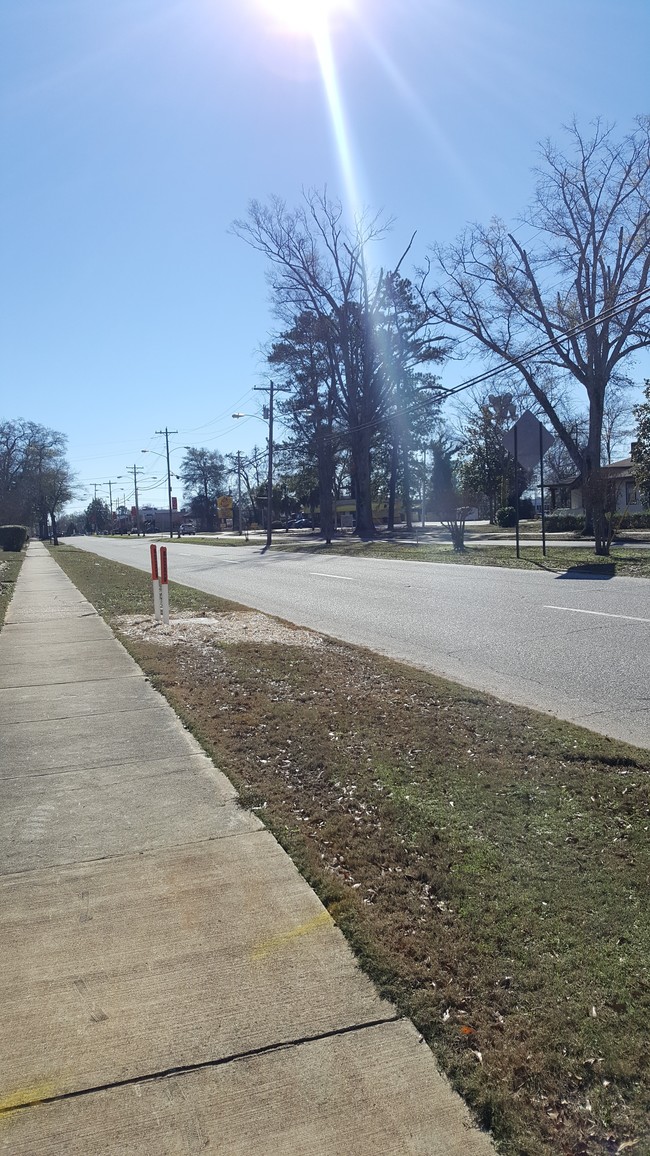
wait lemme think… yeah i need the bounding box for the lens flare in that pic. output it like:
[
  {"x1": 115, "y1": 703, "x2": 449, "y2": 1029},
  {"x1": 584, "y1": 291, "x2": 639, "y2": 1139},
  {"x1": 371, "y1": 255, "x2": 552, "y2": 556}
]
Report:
[
  {"x1": 262, "y1": 0, "x2": 349, "y2": 38},
  {"x1": 261, "y1": 0, "x2": 362, "y2": 221}
]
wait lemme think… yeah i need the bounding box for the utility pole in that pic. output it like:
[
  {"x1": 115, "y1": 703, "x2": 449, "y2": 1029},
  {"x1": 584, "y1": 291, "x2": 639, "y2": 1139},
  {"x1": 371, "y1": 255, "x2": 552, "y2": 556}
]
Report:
[
  {"x1": 236, "y1": 451, "x2": 242, "y2": 535},
  {"x1": 155, "y1": 428, "x2": 178, "y2": 539},
  {"x1": 253, "y1": 381, "x2": 289, "y2": 548},
  {"x1": 421, "y1": 447, "x2": 427, "y2": 530},
  {"x1": 127, "y1": 465, "x2": 145, "y2": 535}
]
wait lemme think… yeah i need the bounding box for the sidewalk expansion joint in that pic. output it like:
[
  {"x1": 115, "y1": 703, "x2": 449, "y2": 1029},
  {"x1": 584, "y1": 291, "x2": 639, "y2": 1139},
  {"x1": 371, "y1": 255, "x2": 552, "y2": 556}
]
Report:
[
  {"x1": 0, "y1": 1015, "x2": 402, "y2": 1117},
  {"x1": 0, "y1": 705, "x2": 189, "y2": 729},
  {"x1": 0, "y1": 674, "x2": 144, "y2": 690}
]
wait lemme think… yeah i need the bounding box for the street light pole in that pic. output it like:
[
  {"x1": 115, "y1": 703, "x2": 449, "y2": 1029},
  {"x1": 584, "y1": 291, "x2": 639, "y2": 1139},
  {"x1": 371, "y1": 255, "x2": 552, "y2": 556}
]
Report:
[{"x1": 155, "y1": 428, "x2": 178, "y2": 539}]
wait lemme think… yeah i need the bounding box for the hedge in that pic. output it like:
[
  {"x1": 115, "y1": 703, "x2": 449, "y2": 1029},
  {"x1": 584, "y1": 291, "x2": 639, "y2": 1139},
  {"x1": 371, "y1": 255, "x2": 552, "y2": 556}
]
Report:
[
  {"x1": 0, "y1": 525, "x2": 28, "y2": 551},
  {"x1": 616, "y1": 511, "x2": 650, "y2": 529},
  {"x1": 545, "y1": 513, "x2": 586, "y2": 532}
]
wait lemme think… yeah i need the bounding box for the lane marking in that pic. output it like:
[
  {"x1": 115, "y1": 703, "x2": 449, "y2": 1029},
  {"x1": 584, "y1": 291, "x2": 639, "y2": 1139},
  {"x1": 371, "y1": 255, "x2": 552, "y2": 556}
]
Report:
[
  {"x1": 310, "y1": 571, "x2": 355, "y2": 581},
  {"x1": 544, "y1": 605, "x2": 650, "y2": 624}
]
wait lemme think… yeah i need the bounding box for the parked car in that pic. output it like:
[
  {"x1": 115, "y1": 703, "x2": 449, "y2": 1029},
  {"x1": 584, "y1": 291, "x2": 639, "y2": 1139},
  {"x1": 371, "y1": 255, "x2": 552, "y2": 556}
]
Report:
[{"x1": 180, "y1": 522, "x2": 195, "y2": 535}]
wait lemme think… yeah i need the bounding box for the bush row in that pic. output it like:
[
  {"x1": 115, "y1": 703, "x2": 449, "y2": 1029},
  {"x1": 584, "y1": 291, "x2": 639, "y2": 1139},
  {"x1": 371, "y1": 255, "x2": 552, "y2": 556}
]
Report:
[
  {"x1": 0, "y1": 525, "x2": 29, "y2": 551},
  {"x1": 545, "y1": 513, "x2": 585, "y2": 532},
  {"x1": 616, "y1": 511, "x2": 650, "y2": 529}
]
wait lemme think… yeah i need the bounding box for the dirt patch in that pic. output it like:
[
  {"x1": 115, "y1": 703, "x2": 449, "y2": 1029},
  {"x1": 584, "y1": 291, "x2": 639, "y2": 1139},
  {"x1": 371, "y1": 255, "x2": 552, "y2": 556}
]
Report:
[{"x1": 114, "y1": 610, "x2": 324, "y2": 651}]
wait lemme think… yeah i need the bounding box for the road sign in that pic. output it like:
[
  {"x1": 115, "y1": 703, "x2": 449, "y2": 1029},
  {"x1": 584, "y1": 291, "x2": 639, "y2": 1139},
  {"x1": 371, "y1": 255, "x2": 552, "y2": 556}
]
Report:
[
  {"x1": 218, "y1": 495, "x2": 233, "y2": 511},
  {"x1": 502, "y1": 410, "x2": 554, "y2": 471}
]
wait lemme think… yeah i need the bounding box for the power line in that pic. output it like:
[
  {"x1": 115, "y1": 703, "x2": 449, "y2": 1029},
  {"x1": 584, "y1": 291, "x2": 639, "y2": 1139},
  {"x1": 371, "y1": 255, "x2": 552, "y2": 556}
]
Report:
[{"x1": 340, "y1": 283, "x2": 650, "y2": 439}]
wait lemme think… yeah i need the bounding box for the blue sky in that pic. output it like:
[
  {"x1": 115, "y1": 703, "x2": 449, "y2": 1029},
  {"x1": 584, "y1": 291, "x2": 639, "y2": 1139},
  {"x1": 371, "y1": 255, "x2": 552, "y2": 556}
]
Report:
[{"x1": 1, "y1": 0, "x2": 648, "y2": 512}]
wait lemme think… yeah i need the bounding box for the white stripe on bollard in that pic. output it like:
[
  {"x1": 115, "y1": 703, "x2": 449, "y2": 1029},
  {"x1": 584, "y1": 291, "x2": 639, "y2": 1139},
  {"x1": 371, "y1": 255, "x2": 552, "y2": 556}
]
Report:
[
  {"x1": 160, "y1": 546, "x2": 169, "y2": 626},
  {"x1": 150, "y1": 543, "x2": 161, "y2": 623}
]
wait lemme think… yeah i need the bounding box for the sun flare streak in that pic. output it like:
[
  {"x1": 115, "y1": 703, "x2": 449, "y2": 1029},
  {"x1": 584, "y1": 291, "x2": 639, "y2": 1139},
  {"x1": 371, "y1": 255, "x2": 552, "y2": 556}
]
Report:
[
  {"x1": 261, "y1": 0, "x2": 363, "y2": 222},
  {"x1": 313, "y1": 19, "x2": 362, "y2": 221}
]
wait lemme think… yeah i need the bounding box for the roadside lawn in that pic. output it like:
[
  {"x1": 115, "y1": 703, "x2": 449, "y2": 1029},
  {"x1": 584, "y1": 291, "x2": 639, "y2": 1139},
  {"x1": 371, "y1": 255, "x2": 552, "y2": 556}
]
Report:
[
  {"x1": 269, "y1": 539, "x2": 650, "y2": 579},
  {"x1": 0, "y1": 547, "x2": 25, "y2": 626},
  {"x1": 51, "y1": 544, "x2": 650, "y2": 1156},
  {"x1": 146, "y1": 532, "x2": 650, "y2": 579}
]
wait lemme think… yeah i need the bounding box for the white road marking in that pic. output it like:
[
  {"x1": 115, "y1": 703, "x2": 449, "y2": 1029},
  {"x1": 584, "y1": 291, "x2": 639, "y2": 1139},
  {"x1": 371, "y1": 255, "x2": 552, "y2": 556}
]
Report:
[
  {"x1": 544, "y1": 605, "x2": 650, "y2": 624},
  {"x1": 310, "y1": 571, "x2": 355, "y2": 581}
]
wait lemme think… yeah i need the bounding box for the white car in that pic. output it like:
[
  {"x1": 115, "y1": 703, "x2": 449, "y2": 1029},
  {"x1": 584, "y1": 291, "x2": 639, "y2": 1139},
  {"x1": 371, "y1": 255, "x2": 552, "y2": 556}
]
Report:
[{"x1": 180, "y1": 522, "x2": 195, "y2": 535}]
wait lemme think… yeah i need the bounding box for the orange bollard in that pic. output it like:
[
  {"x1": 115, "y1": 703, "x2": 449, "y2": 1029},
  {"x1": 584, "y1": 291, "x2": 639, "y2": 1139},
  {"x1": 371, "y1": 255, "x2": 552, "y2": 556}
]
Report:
[
  {"x1": 150, "y1": 543, "x2": 161, "y2": 622},
  {"x1": 160, "y1": 546, "x2": 169, "y2": 625}
]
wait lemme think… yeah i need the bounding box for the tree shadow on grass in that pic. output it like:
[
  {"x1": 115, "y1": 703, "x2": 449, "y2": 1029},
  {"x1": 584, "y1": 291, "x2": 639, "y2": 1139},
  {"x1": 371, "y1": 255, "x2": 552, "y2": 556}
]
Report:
[{"x1": 555, "y1": 563, "x2": 616, "y2": 580}]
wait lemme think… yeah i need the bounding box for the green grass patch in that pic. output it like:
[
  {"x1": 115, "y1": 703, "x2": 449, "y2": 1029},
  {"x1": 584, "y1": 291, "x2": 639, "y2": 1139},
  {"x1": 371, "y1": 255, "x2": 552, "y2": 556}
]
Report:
[
  {"x1": 105, "y1": 534, "x2": 253, "y2": 547},
  {"x1": 146, "y1": 523, "x2": 650, "y2": 577},
  {"x1": 50, "y1": 543, "x2": 650, "y2": 1155},
  {"x1": 49, "y1": 544, "x2": 245, "y2": 617},
  {"x1": 0, "y1": 547, "x2": 26, "y2": 627},
  {"x1": 270, "y1": 539, "x2": 650, "y2": 578}
]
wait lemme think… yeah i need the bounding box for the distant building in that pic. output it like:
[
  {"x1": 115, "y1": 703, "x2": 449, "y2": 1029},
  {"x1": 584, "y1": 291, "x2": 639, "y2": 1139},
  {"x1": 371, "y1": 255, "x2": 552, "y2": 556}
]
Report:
[{"x1": 547, "y1": 446, "x2": 646, "y2": 514}]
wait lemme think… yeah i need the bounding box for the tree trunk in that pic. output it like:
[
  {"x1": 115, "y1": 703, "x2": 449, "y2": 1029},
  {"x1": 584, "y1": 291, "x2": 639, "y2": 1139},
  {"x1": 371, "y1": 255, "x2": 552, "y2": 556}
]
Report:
[
  {"x1": 317, "y1": 431, "x2": 335, "y2": 545},
  {"x1": 583, "y1": 390, "x2": 608, "y2": 555},
  {"x1": 350, "y1": 428, "x2": 375, "y2": 537}
]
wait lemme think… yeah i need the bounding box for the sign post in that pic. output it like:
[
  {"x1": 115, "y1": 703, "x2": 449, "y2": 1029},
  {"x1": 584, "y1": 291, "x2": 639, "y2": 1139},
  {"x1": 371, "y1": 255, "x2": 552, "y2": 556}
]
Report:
[{"x1": 503, "y1": 411, "x2": 555, "y2": 558}]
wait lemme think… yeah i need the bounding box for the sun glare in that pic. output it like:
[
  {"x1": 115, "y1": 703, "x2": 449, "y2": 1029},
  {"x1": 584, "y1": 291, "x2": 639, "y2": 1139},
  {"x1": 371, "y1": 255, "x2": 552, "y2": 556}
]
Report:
[{"x1": 262, "y1": 0, "x2": 348, "y2": 37}]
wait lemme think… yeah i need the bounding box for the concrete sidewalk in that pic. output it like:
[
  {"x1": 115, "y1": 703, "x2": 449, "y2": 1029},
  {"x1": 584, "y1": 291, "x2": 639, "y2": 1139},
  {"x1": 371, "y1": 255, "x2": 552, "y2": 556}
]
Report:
[{"x1": 0, "y1": 542, "x2": 495, "y2": 1154}]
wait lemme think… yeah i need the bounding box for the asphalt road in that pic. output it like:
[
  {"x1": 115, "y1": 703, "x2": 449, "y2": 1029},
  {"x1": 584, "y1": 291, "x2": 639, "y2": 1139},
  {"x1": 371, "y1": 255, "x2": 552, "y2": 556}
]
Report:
[{"x1": 64, "y1": 537, "x2": 650, "y2": 749}]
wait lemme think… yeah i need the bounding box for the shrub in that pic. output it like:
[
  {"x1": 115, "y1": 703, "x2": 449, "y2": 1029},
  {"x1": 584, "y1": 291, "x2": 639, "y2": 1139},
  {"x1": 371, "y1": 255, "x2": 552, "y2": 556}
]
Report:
[
  {"x1": 0, "y1": 525, "x2": 28, "y2": 552},
  {"x1": 616, "y1": 511, "x2": 650, "y2": 530},
  {"x1": 545, "y1": 513, "x2": 586, "y2": 532},
  {"x1": 496, "y1": 506, "x2": 517, "y2": 527},
  {"x1": 518, "y1": 497, "x2": 535, "y2": 520}
]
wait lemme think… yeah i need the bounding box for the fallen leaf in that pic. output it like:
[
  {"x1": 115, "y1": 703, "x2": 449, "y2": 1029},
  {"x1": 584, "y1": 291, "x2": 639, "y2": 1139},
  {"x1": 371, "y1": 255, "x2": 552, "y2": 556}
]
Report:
[{"x1": 460, "y1": 1025, "x2": 475, "y2": 1035}]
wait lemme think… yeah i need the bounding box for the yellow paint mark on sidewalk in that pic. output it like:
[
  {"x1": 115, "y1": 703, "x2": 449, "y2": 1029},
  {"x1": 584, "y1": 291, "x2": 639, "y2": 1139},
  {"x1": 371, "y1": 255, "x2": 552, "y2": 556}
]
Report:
[
  {"x1": 0, "y1": 1082, "x2": 56, "y2": 1116},
  {"x1": 251, "y1": 910, "x2": 332, "y2": 960}
]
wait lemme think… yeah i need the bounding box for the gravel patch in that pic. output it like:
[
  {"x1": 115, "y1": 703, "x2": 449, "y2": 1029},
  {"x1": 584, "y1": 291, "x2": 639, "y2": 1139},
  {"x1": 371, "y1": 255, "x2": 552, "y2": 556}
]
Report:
[{"x1": 114, "y1": 610, "x2": 324, "y2": 650}]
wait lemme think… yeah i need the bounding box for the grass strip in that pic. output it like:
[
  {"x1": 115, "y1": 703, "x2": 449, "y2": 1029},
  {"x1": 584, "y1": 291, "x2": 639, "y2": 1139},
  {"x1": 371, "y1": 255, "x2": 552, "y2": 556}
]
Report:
[
  {"x1": 0, "y1": 547, "x2": 26, "y2": 628},
  {"x1": 51, "y1": 543, "x2": 650, "y2": 1156},
  {"x1": 148, "y1": 531, "x2": 650, "y2": 579},
  {"x1": 269, "y1": 539, "x2": 650, "y2": 579}
]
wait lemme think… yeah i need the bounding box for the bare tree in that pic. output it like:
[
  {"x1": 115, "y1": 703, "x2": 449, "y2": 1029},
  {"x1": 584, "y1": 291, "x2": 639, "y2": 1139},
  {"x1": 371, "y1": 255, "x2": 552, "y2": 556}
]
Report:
[
  {"x1": 179, "y1": 447, "x2": 225, "y2": 531},
  {"x1": 602, "y1": 379, "x2": 634, "y2": 463},
  {"x1": 427, "y1": 117, "x2": 650, "y2": 553},
  {"x1": 40, "y1": 462, "x2": 74, "y2": 545},
  {"x1": 232, "y1": 190, "x2": 444, "y2": 537}
]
